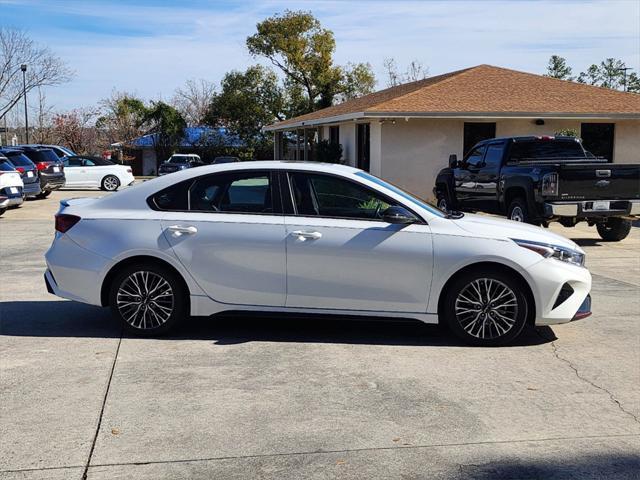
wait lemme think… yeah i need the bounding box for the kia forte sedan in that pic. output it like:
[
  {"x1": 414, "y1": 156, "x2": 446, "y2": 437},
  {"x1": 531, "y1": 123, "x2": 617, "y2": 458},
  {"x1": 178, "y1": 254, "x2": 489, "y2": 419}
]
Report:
[{"x1": 45, "y1": 162, "x2": 592, "y2": 346}]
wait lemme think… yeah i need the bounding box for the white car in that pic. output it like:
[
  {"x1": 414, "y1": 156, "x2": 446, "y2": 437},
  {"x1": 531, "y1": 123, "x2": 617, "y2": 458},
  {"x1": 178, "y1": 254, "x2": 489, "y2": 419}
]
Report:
[
  {"x1": 0, "y1": 155, "x2": 24, "y2": 214},
  {"x1": 45, "y1": 162, "x2": 592, "y2": 346},
  {"x1": 62, "y1": 156, "x2": 135, "y2": 191}
]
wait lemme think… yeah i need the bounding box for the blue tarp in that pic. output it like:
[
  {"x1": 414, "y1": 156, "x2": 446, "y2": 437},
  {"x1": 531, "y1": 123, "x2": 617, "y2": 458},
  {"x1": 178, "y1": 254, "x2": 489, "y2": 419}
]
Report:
[{"x1": 131, "y1": 126, "x2": 244, "y2": 148}]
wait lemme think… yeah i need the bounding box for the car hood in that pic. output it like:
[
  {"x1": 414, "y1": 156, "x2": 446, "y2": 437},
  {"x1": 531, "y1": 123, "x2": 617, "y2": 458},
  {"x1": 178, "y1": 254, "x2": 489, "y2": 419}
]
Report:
[{"x1": 452, "y1": 213, "x2": 582, "y2": 252}]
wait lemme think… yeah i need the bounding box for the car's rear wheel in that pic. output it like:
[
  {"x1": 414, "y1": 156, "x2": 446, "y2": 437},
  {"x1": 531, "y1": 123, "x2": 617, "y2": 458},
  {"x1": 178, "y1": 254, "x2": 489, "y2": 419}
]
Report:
[
  {"x1": 109, "y1": 263, "x2": 186, "y2": 336},
  {"x1": 0, "y1": 207, "x2": 6, "y2": 216},
  {"x1": 101, "y1": 175, "x2": 120, "y2": 191},
  {"x1": 37, "y1": 190, "x2": 51, "y2": 199},
  {"x1": 596, "y1": 218, "x2": 631, "y2": 242},
  {"x1": 443, "y1": 270, "x2": 528, "y2": 346}
]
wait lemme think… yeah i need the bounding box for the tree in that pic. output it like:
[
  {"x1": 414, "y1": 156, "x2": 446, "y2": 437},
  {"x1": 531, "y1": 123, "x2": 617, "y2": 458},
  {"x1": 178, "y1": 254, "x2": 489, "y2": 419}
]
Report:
[
  {"x1": 578, "y1": 58, "x2": 629, "y2": 90},
  {"x1": 0, "y1": 28, "x2": 73, "y2": 119},
  {"x1": 51, "y1": 107, "x2": 101, "y2": 154},
  {"x1": 383, "y1": 57, "x2": 428, "y2": 87},
  {"x1": 545, "y1": 55, "x2": 574, "y2": 80},
  {"x1": 205, "y1": 65, "x2": 284, "y2": 155},
  {"x1": 247, "y1": 10, "x2": 375, "y2": 111},
  {"x1": 172, "y1": 78, "x2": 216, "y2": 126},
  {"x1": 338, "y1": 62, "x2": 376, "y2": 101},
  {"x1": 96, "y1": 91, "x2": 148, "y2": 146},
  {"x1": 143, "y1": 101, "x2": 186, "y2": 164}
]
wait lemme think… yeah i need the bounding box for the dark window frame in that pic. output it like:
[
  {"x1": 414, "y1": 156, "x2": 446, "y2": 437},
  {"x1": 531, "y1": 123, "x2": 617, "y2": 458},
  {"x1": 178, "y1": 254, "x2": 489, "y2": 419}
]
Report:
[
  {"x1": 463, "y1": 122, "x2": 496, "y2": 156},
  {"x1": 147, "y1": 170, "x2": 283, "y2": 216},
  {"x1": 329, "y1": 126, "x2": 340, "y2": 145},
  {"x1": 281, "y1": 170, "x2": 426, "y2": 224}
]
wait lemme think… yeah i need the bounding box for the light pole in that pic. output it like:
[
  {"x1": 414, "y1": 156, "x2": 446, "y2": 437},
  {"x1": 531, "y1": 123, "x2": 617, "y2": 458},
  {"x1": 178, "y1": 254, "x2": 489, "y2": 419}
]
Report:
[{"x1": 21, "y1": 64, "x2": 29, "y2": 143}]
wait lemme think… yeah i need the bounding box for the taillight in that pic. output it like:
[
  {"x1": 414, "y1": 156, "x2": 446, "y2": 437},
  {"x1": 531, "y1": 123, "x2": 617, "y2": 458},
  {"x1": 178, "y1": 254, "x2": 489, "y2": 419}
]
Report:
[
  {"x1": 55, "y1": 214, "x2": 81, "y2": 233},
  {"x1": 541, "y1": 172, "x2": 559, "y2": 196},
  {"x1": 16, "y1": 167, "x2": 25, "y2": 174},
  {"x1": 36, "y1": 162, "x2": 48, "y2": 171}
]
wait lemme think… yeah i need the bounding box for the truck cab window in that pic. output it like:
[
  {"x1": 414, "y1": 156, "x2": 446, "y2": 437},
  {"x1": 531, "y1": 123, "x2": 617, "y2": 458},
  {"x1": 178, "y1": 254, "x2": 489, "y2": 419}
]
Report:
[
  {"x1": 464, "y1": 146, "x2": 486, "y2": 168},
  {"x1": 483, "y1": 144, "x2": 504, "y2": 169}
]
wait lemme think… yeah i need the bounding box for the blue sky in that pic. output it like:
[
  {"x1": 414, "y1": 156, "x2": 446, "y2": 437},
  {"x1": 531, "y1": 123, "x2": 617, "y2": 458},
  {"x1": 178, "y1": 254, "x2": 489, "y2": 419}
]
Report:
[{"x1": 1, "y1": 0, "x2": 639, "y2": 112}]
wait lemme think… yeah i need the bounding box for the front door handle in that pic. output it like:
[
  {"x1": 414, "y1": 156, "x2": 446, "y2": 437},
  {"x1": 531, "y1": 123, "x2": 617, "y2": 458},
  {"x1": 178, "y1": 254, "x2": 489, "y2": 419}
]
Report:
[
  {"x1": 291, "y1": 230, "x2": 322, "y2": 241},
  {"x1": 167, "y1": 225, "x2": 198, "y2": 237}
]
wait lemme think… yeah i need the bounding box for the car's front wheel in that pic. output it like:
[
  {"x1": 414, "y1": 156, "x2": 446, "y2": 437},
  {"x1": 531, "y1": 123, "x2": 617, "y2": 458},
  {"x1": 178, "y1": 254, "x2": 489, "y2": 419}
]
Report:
[
  {"x1": 37, "y1": 190, "x2": 51, "y2": 199},
  {"x1": 101, "y1": 175, "x2": 120, "y2": 191},
  {"x1": 109, "y1": 263, "x2": 187, "y2": 336},
  {"x1": 443, "y1": 270, "x2": 528, "y2": 346}
]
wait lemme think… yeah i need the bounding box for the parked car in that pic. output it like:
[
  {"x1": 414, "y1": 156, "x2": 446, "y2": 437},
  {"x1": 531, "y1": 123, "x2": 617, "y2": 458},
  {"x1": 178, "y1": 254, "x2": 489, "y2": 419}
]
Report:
[
  {"x1": 435, "y1": 136, "x2": 640, "y2": 241},
  {"x1": 16, "y1": 144, "x2": 76, "y2": 159},
  {"x1": 45, "y1": 162, "x2": 592, "y2": 346},
  {"x1": 0, "y1": 155, "x2": 24, "y2": 213},
  {"x1": 15, "y1": 146, "x2": 66, "y2": 198},
  {"x1": 62, "y1": 155, "x2": 135, "y2": 191},
  {"x1": 1, "y1": 149, "x2": 42, "y2": 198},
  {"x1": 212, "y1": 156, "x2": 239, "y2": 164},
  {"x1": 158, "y1": 153, "x2": 204, "y2": 176}
]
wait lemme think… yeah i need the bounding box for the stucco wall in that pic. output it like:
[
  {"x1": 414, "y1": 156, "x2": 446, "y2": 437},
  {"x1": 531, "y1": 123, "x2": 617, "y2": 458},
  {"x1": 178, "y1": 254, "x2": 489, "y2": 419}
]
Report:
[
  {"x1": 338, "y1": 122, "x2": 357, "y2": 167},
  {"x1": 612, "y1": 120, "x2": 640, "y2": 165},
  {"x1": 380, "y1": 119, "x2": 463, "y2": 200}
]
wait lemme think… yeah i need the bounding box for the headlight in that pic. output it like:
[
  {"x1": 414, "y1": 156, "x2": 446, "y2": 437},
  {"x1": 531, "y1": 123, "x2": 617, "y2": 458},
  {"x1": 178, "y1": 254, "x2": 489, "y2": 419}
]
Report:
[
  {"x1": 541, "y1": 172, "x2": 559, "y2": 196},
  {"x1": 512, "y1": 238, "x2": 585, "y2": 267}
]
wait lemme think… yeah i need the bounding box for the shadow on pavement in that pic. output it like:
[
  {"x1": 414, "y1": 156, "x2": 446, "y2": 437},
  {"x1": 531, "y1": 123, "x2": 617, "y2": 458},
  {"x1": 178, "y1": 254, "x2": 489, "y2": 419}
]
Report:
[
  {"x1": 455, "y1": 453, "x2": 640, "y2": 480},
  {"x1": 0, "y1": 300, "x2": 555, "y2": 348}
]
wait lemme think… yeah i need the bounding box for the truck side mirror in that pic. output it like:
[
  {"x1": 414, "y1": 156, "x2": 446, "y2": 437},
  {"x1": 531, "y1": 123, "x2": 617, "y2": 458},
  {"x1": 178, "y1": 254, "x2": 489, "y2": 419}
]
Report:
[{"x1": 449, "y1": 154, "x2": 458, "y2": 169}]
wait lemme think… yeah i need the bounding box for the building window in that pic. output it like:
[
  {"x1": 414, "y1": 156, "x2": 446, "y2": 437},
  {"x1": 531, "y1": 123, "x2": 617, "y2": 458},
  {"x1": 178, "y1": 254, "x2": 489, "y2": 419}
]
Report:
[
  {"x1": 463, "y1": 122, "x2": 496, "y2": 156},
  {"x1": 329, "y1": 126, "x2": 339, "y2": 145},
  {"x1": 581, "y1": 123, "x2": 614, "y2": 162}
]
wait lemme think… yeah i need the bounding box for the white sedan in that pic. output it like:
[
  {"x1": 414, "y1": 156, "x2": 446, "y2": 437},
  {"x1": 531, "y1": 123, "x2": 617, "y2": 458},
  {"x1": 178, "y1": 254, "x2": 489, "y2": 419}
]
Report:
[
  {"x1": 45, "y1": 162, "x2": 592, "y2": 346},
  {"x1": 62, "y1": 156, "x2": 135, "y2": 191}
]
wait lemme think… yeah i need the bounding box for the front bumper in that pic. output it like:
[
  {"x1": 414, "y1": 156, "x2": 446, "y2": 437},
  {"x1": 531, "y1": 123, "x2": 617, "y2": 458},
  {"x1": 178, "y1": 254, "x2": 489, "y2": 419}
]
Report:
[
  {"x1": 526, "y1": 258, "x2": 592, "y2": 326},
  {"x1": 544, "y1": 200, "x2": 640, "y2": 218}
]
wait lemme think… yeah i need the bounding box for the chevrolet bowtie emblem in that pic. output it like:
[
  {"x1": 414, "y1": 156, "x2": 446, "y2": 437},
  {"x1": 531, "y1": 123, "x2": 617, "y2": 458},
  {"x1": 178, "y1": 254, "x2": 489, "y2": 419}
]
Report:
[{"x1": 595, "y1": 180, "x2": 610, "y2": 188}]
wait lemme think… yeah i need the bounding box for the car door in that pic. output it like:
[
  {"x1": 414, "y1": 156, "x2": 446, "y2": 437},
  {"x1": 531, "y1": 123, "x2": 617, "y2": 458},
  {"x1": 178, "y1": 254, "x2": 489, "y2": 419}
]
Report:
[
  {"x1": 282, "y1": 171, "x2": 433, "y2": 313},
  {"x1": 159, "y1": 170, "x2": 287, "y2": 307},
  {"x1": 472, "y1": 142, "x2": 504, "y2": 212},
  {"x1": 62, "y1": 157, "x2": 84, "y2": 186},
  {"x1": 454, "y1": 145, "x2": 486, "y2": 209},
  {"x1": 78, "y1": 157, "x2": 104, "y2": 186}
]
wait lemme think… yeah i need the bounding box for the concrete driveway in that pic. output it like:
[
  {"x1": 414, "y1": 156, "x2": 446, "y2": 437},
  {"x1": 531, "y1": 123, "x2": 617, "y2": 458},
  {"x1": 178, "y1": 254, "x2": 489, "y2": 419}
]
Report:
[{"x1": 1, "y1": 189, "x2": 638, "y2": 479}]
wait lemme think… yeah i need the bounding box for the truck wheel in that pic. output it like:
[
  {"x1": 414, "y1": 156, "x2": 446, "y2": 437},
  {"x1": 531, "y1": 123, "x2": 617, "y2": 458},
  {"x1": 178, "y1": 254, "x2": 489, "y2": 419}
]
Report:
[
  {"x1": 36, "y1": 190, "x2": 51, "y2": 199},
  {"x1": 597, "y1": 218, "x2": 631, "y2": 242},
  {"x1": 508, "y1": 198, "x2": 539, "y2": 226},
  {"x1": 437, "y1": 193, "x2": 450, "y2": 212}
]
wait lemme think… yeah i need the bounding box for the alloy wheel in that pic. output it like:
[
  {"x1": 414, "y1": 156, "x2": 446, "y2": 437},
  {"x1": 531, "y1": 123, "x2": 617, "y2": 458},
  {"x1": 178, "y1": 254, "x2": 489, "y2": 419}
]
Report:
[
  {"x1": 454, "y1": 278, "x2": 518, "y2": 340},
  {"x1": 438, "y1": 197, "x2": 448, "y2": 212},
  {"x1": 510, "y1": 206, "x2": 524, "y2": 222},
  {"x1": 116, "y1": 271, "x2": 174, "y2": 329},
  {"x1": 104, "y1": 176, "x2": 119, "y2": 191}
]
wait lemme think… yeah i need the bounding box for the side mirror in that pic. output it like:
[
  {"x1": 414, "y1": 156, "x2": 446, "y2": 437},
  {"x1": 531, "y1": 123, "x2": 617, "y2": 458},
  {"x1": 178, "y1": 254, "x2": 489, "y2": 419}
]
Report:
[
  {"x1": 448, "y1": 154, "x2": 458, "y2": 169},
  {"x1": 382, "y1": 206, "x2": 416, "y2": 224}
]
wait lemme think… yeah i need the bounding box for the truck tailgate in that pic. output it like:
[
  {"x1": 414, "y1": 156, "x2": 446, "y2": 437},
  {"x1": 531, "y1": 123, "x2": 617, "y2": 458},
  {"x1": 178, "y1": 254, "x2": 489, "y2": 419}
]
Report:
[{"x1": 557, "y1": 163, "x2": 640, "y2": 200}]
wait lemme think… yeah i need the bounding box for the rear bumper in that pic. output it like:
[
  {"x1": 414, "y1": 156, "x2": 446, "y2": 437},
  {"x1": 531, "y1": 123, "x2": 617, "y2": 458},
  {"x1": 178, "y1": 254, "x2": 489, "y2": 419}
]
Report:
[
  {"x1": 40, "y1": 174, "x2": 66, "y2": 191},
  {"x1": 0, "y1": 196, "x2": 9, "y2": 208},
  {"x1": 544, "y1": 200, "x2": 640, "y2": 218},
  {"x1": 0, "y1": 187, "x2": 24, "y2": 206},
  {"x1": 23, "y1": 181, "x2": 42, "y2": 197}
]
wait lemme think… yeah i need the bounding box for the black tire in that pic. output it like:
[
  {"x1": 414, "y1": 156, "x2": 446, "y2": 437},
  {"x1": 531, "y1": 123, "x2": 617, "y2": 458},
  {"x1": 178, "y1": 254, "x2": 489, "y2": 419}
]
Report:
[
  {"x1": 36, "y1": 190, "x2": 52, "y2": 199},
  {"x1": 0, "y1": 207, "x2": 6, "y2": 216},
  {"x1": 436, "y1": 192, "x2": 449, "y2": 212},
  {"x1": 443, "y1": 269, "x2": 528, "y2": 347},
  {"x1": 101, "y1": 175, "x2": 120, "y2": 191},
  {"x1": 597, "y1": 218, "x2": 632, "y2": 242},
  {"x1": 507, "y1": 197, "x2": 539, "y2": 226},
  {"x1": 108, "y1": 262, "x2": 187, "y2": 336}
]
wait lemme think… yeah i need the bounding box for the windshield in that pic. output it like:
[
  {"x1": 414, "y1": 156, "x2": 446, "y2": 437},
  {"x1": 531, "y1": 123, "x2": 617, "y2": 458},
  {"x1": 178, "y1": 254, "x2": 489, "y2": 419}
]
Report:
[
  {"x1": 355, "y1": 171, "x2": 446, "y2": 218},
  {"x1": 169, "y1": 156, "x2": 192, "y2": 163}
]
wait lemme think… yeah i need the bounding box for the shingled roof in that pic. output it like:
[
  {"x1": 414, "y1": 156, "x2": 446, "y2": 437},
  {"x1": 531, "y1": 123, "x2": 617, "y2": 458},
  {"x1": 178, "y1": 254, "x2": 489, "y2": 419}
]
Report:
[{"x1": 266, "y1": 65, "x2": 640, "y2": 131}]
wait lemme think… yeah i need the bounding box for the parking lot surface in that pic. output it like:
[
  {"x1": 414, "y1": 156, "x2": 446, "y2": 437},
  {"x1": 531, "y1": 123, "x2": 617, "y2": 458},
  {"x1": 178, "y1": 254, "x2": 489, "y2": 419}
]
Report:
[{"x1": 1, "y1": 188, "x2": 639, "y2": 479}]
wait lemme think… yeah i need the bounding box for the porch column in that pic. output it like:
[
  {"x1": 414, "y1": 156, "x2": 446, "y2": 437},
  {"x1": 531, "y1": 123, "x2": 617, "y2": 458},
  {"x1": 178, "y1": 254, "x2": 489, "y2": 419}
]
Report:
[{"x1": 369, "y1": 121, "x2": 382, "y2": 176}]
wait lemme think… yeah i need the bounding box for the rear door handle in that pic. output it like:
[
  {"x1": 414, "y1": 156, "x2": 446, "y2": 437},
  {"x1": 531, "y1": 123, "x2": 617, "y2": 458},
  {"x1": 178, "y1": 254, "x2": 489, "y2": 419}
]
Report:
[
  {"x1": 291, "y1": 230, "x2": 322, "y2": 241},
  {"x1": 167, "y1": 225, "x2": 198, "y2": 237}
]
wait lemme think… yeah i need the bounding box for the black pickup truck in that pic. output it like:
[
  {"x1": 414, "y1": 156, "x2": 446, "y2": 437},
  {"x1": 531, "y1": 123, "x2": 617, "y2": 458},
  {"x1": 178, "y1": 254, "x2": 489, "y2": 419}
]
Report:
[{"x1": 434, "y1": 136, "x2": 640, "y2": 241}]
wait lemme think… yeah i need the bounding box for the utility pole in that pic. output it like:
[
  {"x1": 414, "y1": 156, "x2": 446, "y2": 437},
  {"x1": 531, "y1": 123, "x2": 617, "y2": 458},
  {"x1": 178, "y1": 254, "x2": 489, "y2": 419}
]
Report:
[
  {"x1": 21, "y1": 64, "x2": 29, "y2": 143},
  {"x1": 616, "y1": 67, "x2": 632, "y2": 92}
]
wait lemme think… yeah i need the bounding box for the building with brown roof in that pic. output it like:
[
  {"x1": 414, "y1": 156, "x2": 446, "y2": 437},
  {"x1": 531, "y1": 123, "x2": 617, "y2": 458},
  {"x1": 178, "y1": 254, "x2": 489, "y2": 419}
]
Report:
[{"x1": 265, "y1": 64, "x2": 640, "y2": 200}]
